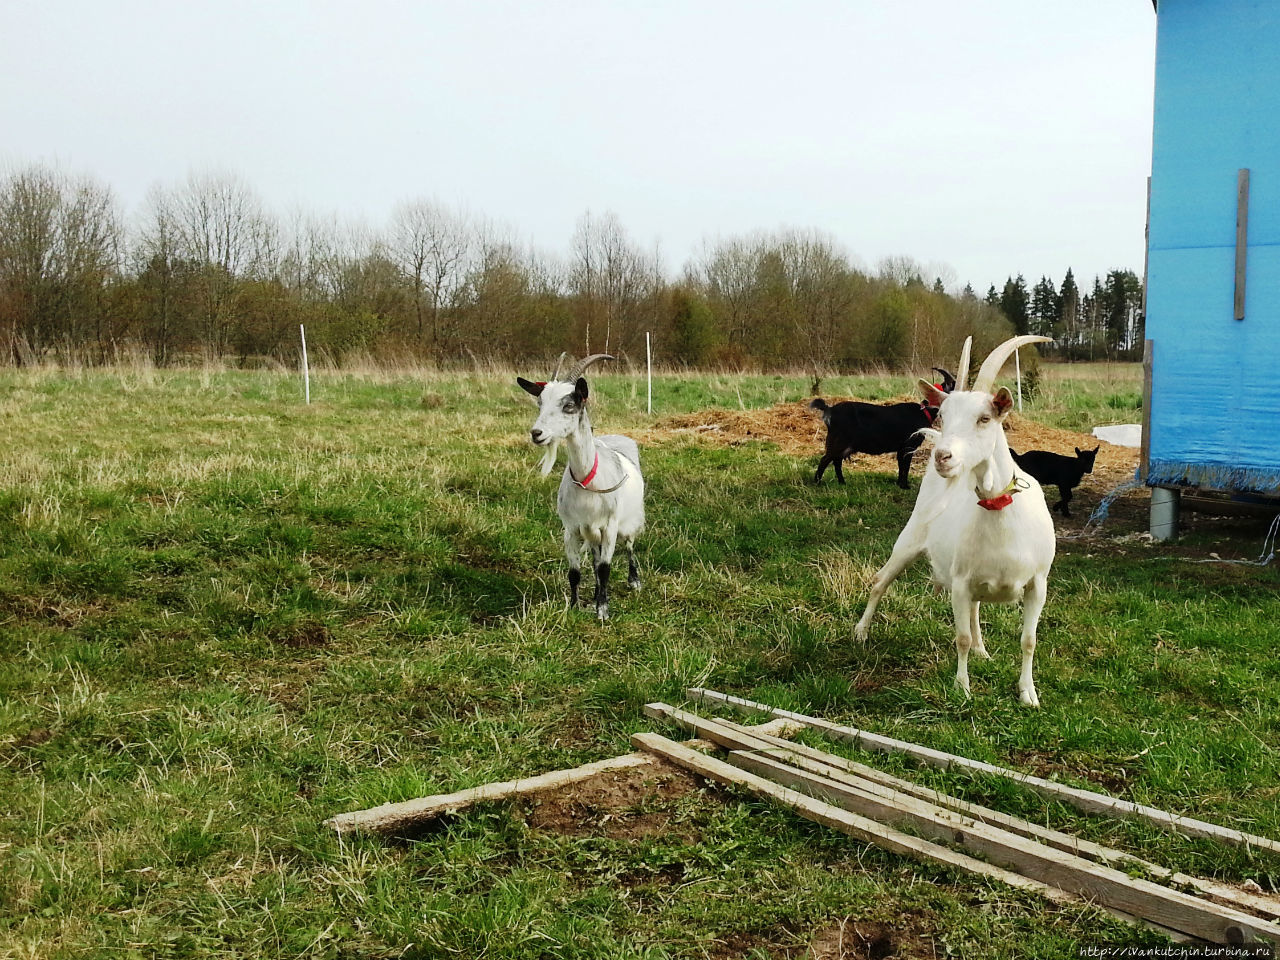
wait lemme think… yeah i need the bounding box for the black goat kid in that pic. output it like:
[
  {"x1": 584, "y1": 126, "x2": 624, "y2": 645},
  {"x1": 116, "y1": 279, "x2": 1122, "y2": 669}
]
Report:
[
  {"x1": 1009, "y1": 446, "x2": 1100, "y2": 517},
  {"x1": 810, "y1": 368, "x2": 955, "y2": 489}
]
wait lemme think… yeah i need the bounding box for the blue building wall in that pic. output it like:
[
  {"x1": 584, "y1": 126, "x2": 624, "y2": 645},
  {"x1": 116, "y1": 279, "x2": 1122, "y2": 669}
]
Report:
[{"x1": 1147, "y1": 0, "x2": 1280, "y2": 492}]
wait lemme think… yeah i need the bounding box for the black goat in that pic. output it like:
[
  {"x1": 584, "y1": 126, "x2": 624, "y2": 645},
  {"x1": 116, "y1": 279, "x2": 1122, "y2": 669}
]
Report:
[
  {"x1": 810, "y1": 368, "x2": 955, "y2": 489},
  {"x1": 1009, "y1": 446, "x2": 1100, "y2": 517}
]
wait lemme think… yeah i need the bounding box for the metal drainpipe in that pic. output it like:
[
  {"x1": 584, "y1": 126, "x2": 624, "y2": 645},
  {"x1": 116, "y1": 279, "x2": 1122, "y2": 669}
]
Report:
[{"x1": 1150, "y1": 486, "x2": 1180, "y2": 540}]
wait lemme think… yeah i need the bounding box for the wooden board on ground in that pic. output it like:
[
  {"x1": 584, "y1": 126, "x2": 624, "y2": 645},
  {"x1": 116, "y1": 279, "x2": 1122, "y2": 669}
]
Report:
[
  {"x1": 688, "y1": 687, "x2": 1280, "y2": 858},
  {"x1": 645, "y1": 711, "x2": 1280, "y2": 942},
  {"x1": 631, "y1": 732, "x2": 1194, "y2": 944},
  {"x1": 324, "y1": 725, "x2": 793, "y2": 835}
]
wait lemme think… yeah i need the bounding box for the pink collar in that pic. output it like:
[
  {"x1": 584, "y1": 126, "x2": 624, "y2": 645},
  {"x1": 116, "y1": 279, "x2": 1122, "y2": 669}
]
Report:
[{"x1": 569, "y1": 453, "x2": 599, "y2": 488}]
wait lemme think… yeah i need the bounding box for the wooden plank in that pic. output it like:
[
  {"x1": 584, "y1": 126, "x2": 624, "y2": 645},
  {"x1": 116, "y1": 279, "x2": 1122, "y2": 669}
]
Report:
[
  {"x1": 632, "y1": 733, "x2": 1194, "y2": 944},
  {"x1": 327, "y1": 753, "x2": 662, "y2": 834},
  {"x1": 726, "y1": 748, "x2": 1277, "y2": 945},
  {"x1": 1143, "y1": 175, "x2": 1151, "y2": 322},
  {"x1": 1140, "y1": 338, "x2": 1153, "y2": 483},
  {"x1": 687, "y1": 688, "x2": 1280, "y2": 857},
  {"x1": 727, "y1": 721, "x2": 1280, "y2": 923},
  {"x1": 1236, "y1": 168, "x2": 1250, "y2": 321},
  {"x1": 649, "y1": 704, "x2": 1280, "y2": 923}
]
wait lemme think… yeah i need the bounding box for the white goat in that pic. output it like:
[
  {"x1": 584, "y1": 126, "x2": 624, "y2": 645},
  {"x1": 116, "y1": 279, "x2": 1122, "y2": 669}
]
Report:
[
  {"x1": 854, "y1": 335, "x2": 1055, "y2": 706},
  {"x1": 517, "y1": 354, "x2": 644, "y2": 621}
]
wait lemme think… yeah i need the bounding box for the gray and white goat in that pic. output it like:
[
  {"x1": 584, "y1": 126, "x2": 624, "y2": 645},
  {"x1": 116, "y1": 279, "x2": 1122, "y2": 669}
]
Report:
[
  {"x1": 518, "y1": 354, "x2": 644, "y2": 621},
  {"x1": 854, "y1": 335, "x2": 1056, "y2": 706}
]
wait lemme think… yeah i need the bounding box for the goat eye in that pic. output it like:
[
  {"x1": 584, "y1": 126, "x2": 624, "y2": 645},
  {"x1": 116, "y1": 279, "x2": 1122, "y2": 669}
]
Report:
[{"x1": 978, "y1": 415, "x2": 991, "y2": 425}]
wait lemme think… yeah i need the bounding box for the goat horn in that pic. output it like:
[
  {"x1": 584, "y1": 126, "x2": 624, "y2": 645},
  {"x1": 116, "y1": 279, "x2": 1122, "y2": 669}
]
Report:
[
  {"x1": 956, "y1": 337, "x2": 972, "y2": 391},
  {"x1": 970, "y1": 335, "x2": 1052, "y2": 394},
  {"x1": 563, "y1": 353, "x2": 616, "y2": 382},
  {"x1": 550, "y1": 351, "x2": 567, "y2": 381}
]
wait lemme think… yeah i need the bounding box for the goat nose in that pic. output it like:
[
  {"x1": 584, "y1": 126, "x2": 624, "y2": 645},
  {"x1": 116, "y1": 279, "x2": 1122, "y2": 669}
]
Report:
[
  {"x1": 530, "y1": 428, "x2": 543, "y2": 442},
  {"x1": 935, "y1": 449, "x2": 952, "y2": 465}
]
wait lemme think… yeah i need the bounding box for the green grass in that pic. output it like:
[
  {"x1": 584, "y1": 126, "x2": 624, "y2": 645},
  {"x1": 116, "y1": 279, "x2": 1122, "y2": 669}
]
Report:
[{"x1": 1, "y1": 361, "x2": 1276, "y2": 959}]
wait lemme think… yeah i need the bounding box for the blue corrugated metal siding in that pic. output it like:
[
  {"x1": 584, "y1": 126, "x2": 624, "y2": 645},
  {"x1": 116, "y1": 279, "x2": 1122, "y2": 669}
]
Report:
[{"x1": 1147, "y1": 0, "x2": 1280, "y2": 492}]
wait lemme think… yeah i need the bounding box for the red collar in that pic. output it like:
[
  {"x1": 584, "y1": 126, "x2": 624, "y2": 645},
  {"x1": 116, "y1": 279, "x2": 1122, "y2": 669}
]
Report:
[
  {"x1": 977, "y1": 492, "x2": 1014, "y2": 511},
  {"x1": 976, "y1": 475, "x2": 1027, "y2": 511},
  {"x1": 920, "y1": 402, "x2": 937, "y2": 425},
  {"x1": 570, "y1": 453, "x2": 599, "y2": 488}
]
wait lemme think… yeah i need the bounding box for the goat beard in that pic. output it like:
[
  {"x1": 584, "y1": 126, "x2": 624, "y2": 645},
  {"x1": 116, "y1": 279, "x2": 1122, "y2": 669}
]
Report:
[{"x1": 539, "y1": 438, "x2": 561, "y2": 476}]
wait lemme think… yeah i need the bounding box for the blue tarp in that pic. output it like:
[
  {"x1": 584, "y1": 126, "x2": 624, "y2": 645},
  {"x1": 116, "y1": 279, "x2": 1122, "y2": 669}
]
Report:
[{"x1": 1147, "y1": 0, "x2": 1280, "y2": 492}]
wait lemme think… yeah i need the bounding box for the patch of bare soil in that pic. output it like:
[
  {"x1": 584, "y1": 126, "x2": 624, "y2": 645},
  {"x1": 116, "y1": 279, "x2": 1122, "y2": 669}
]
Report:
[
  {"x1": 274, "y1": 621, "x2": 332, "y2": 649},
  {"x1": 523, "y1": 757, "x2": 706, "y2": 841},
  {"x1": 806, "y1": 917, "x2": 937, "y2": 960},
  {"x1": 1008, "y1": 748, "x2": 1133, "y2": 795},
  {"x1": 644, "y1": 400, "x2": 1142, "y2": 532},
  {"x1": 700, "y1": 916, "x2": 937, "y2": 960}
]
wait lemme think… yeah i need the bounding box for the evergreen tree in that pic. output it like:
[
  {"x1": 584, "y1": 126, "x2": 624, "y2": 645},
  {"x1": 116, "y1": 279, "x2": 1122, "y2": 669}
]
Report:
[
  {"x1": 999, "y1": 274, "x2": 1030, "y2": 335},
  {"x1": 1058, "y1": 268, "x2": 1079, "y2": 348},
  {"x1": 1030, "y1": 275, "x2": 1058, "y2": 339}
]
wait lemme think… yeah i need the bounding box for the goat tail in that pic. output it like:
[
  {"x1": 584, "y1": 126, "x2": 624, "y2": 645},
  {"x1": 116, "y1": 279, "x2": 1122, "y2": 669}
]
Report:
[
  {"x1": 808, "y1": 398, "x2": 834, "y2": 426},
  {"x1": 539, "y1": 438, "x2": 561, "y2": 476}
]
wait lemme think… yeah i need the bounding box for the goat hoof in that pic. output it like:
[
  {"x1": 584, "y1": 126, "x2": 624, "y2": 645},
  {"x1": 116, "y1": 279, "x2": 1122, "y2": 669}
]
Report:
[
  {"x1": 972, "y1": 645, "x2": 992, "y2": 661},
  {"x1": 1019, "y1": 688, "x2": 1040, "y2": 708},
  {"x1": 596, "y1": 605, "x2": 610, "y2": 621},
  {"x1": 628, "y1": 579, "x2": 642, "y2": 592}
]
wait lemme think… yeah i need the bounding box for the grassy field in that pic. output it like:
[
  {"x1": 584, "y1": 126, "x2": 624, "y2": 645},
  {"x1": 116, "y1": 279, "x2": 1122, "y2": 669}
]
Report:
[{"x1": 3, "y1": 361, "x2": 1279, "y2": 959}]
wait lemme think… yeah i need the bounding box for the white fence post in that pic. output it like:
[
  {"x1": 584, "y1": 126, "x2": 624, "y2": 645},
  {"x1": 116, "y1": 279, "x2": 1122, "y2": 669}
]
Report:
[
  {"x1": 1014, "y1": 346, "x2": 1022, "y2": 412},
  {"x1": 300, "y1": 324, "x2": 310, "y2": 405},
  {"x1": 646, "y1": 331, "x2": 652, "y2": 415}
]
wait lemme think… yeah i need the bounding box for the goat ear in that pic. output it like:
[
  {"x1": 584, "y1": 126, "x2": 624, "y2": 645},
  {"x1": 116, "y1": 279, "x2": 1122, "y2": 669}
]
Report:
[
  {"x1": 517, "y1": 377, "x2": 544, "y2": 397},
  {"x1": 917, "y1": 379, "x2": 946, "y2": 407},
  {"x1": 992, "y1": 387, "x2": 1014, "y2": 417},
  {"x1": 575, "y1": 377, "x2": 589, "y2": 402}
]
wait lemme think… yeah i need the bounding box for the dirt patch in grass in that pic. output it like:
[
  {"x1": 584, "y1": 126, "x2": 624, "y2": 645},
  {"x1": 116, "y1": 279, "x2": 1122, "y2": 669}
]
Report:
[
  {"x1": 806, "y1": 917, "x2": 937, "y2": 960},
  {"x1": 1009, "y1": 748, "x2": 1132, "y2": 795},
  {"x1": 0, "y1": 727, "x2": 55, "y2": 769},
  {"x1": 644, "y1": 400, "x2": 1139, "y2": 494},
  {"x1": 269, "y1": 619, "x2": 331, "y2": 649},
  {"x1": 697, "y1": 916, "x2": 936, "y2": 960},
  {"x1": 523, "y1": 758, "x2": 706, "y2": 841}
]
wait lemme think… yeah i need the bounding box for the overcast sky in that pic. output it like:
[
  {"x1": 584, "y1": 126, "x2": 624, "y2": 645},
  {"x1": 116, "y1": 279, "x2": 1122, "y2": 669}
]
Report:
[{"x1": 3, "y1": 0, "x2": 1156, "y2": 293}]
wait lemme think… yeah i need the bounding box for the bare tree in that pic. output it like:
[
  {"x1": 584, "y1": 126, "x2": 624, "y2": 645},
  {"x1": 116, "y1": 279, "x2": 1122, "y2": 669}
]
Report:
[
  {"x1": 570, "y1": 210, "x2": 658, "y2": 356},
  {"x1": 161, "y1": 171, "x2": 276, "y2": 356},
  {"x1": 0, "y1": 164, "x2": 120, "y2": 360},
  {"x1": 390, "y1": 199, "x2": 470, "y2": 354}
]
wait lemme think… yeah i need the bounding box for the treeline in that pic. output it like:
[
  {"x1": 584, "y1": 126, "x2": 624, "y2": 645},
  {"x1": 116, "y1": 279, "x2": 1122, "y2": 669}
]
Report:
[
  {"x1": 987, "y1": 269, "x2": 1144, "y2": 361},
  {"x1": 0, "y1": 163, "x2": 1142, "y2": 369}
]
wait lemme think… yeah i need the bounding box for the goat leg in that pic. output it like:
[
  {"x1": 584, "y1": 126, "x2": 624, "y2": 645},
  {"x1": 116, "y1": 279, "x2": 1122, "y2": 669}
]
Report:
[
  {"x1": 594, "y1": 560, "x2": 612, "y2": 620},
  {"x1": 814, "y1": 454, "x2": 833, "y2": 484},
  {"x1": 854, "y1": 539, "x2": 925, "y2": 641},
  {"x1": 594, "y1": 533, "x2": 618, "y2": 621},
  {"x1": 970, "y1": 601, "x2": 991, "y2": 660},
  {"x1": 625, "y1": 540, "x2": 641, "y2": 592},
  {"x1": 895, "y1": 448, "x2": 914, "y2": 489},
  {"x1": 952, "y1": 586, "x2": 976, "y2": 698},
  {"x1": 1018, "y1": 575, "x2": 1047, "y2": 707},
  {"x1": 1058, "y1": 485, "x2": 1073, "y2": 518},
  {"x1": 564, "y1": 529, "x2": 585, "y2": 608}
]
